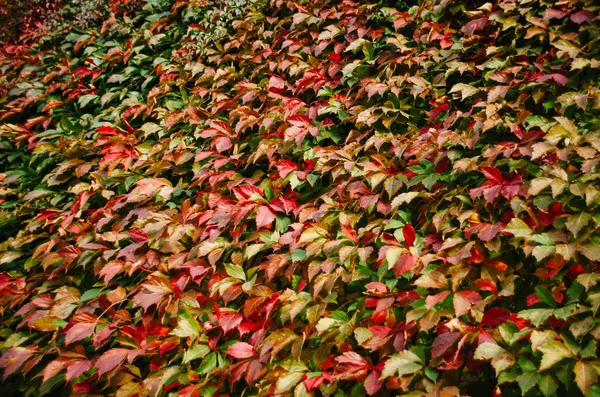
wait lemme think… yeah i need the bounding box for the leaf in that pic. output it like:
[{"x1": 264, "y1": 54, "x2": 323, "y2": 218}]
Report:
[
  {"x1": 381, "y1": 350, "x2": 423, "y2": 378},
  {"x1": 333, "y1": 352, "x2": 370, "y2": 381},
  {"x1": 481, "y1": 308, "x2": 511, "y2": 327},
  {"x1": 538, "y1": 374, "x2": 559, "y2": 397},
  {"x1": 538, "y1": 341, "x2": 572, "y2": 371},
  {"x1": 65, "y1": 360, "x2": 91, "y2": 383},
  {"x1": 65, "y1": 313, "x2": 98, "y2": 346},
  {"x1": 171, "y1": 311, "x2": 201, "y2": 338},
  {"x1": 393, "y1": 254, "x2": 418, "y2": 276},
  {"x1": 431, "y1": 332, "x2": 461, "y2": 358},
  {"x1": 96, "y1": 348, "x2": 129, "y2": 376},
  {"x1": 473, "y1": 343, "x2": 507, "y2": 360},
  {"x1": 402, "y1": 223, "x2": 416, "y2": 248},
  {"x1": 577, "y1": 273, "x2": 600, "y2": 291},
  {"x1": 535, "y1": 286, "x2": 558, "y2": 307},
  {"x1": 364, "y1": 370, "x2": 383, "y2": 396},
  {"x1": 42, "y1": 359, "x2": 69, "y2": 385},
  {"x1": 565, "y1": 213, "x2": 591, "y2": 237},
  {"x1": 579, "y1": 245, "x2": 600, "y2": 262},
  {"x1": 449, "y1": 83, "x2": 479, "y2": 100},
  {"x1": 225, "y1": 263, "x2": 246, "y2": 281},
  {"x1": 30, "y1": 317, "x2": 68, "y2": 332},
  {"x1": 575, "y1": 361, "x2": 598, "y2": 395},
  {"x1": 453, "y1": 291, "x2": 482, "y2": 317},
  {"x1": 532, "y1": 246, "x2": 556, "y2": 261},
  {"x1": 518, "y1": 308, "x2": 553, "y2": 326},
  {"x1": 504, "y1": 218, "x2": 533, "y2": 238},
  {"x1": 256, "y1": 206, "x2": 276, "y2": 229},
  {"x1": 571, "y1": 11, "x2": 595, "y2": 24},
  {"x1": 480, "y1": 166, "x2": 503, "y2": 184},
  {"x1": 228, "y1": 342, "x2": 257, "y2": 359},
  {"x1": 517, "y1": 372, "x2": 541, "y2": 395}
]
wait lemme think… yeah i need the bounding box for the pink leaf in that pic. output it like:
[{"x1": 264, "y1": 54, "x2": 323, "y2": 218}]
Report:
[
  {"x1": 570, "y1": 10, "x2": 594, "y2": 24},
  {"x1": 426, "y1": 290, "x2": 451, "y2": 310},
  {"x1": 66, "y1": 360, "x2": 91, "y2": 383},
  {"x1": 535, "y1": 73, "x2": 569, "y2": 86},
  {"x1": 256, "y1": 206, "x2": 276, "y2": 230},
  {"x1": 393, "y1": 254, "x2": 417, "y2": 276},
  {"x1": 453, "y1": 291, "x2": 482, "y2": 317},
  {"x1": 42, "y1": 358, "x2": 69, "y2": 384},
  {"x1": 481, "y1": 308, "x2": 511, "y2": 327},
  {"x1": 364, "y1": 370, "x2": 383, "y2": 395},
  {"x1": 432, "y1": 332, "x2": 461, "y2": 358},
  {"x1": 96, "y1": 348, "x2": 129, "y2": 376},
  {"x1": 478, "y1": 223, "x2": 500, "y2": 242},
  {"x1": 65, "y1": 313, "x2": 97, "y2": 346},
  {"x1": 228, "y1": 342, "x2": 257, "y2": 359},
  {"x1": 543, "y1": 8, "x2": 566, "y2": 20}
]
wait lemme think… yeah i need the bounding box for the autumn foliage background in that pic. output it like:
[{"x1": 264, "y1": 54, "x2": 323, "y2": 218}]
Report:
[{"x1": 0, "y1": 0, "x2": 600, "y2": 396}]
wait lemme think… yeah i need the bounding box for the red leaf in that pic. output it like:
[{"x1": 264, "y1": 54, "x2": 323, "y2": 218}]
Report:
[
  {"x1": 371, "y1": 310, "x2": 388, "y2": 325},
  {"x1": 96, "y1": 126, "x2": 119, "y2": 135},
  {"x1": 481, "y1": 308, "x2": 511, "y2": 327},
  {"x1": 219, "y1": 313, "x2": 243, "y2": 334},
  {"x1": 275, "y1": 160, "x2": 297, "y2": 178},
  {"x1": 333, "y1": 352, "x2": 370, "y2": 381},
  {"x1": 570, "y1": 10, "x2": 594, "y2": 24},
  {"x1": 475, "y1": 278, "x2": 498, "y2": 294},
  {"x1": 228, "y1": 342, "x2": 257, "y2": 359},
  {"x1": 402, "y1": 223, "x2": 416, "y2": 247},
  {"x1": 304, "y1": 373, "x2": 331, "y2": 391},
  {"x1": 96, "y1": 348, "x2": 129, "y2": 376},
  {"x1": 453, "y1": 291, "x2": 482, "y2": 317},
  {"x1": 256, "y1": 206, "x2": 276, "y2": 230},
  {"x1": 432, "y1": 332, "x2": 461, "y2": 358},
  {"x1": 480, "y1": 166, "x2": 503, "y2": 185},
  {"x1": 341, "y1": 223, "x2": 359, "y2": 245}
]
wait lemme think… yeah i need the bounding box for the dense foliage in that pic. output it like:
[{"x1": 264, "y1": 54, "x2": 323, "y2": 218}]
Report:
[{"x1": 1, "y1": 0, "x2": 600, "y2": 396}]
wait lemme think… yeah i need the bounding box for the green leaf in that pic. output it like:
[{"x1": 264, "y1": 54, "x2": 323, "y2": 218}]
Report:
[
  {"x1": 473, "y1": 343, "x2": 507, "y2": 360},
  {"x1": 504, "y1": 218, "x2": 533, "y2": 237},
  {"x1": 538, "y1": 341, "x2": 573, "y2": 371},
  {"x1": 538, "y1": 374, "x2": 559, "y2": 397},
  {"x1": 579, "y1": 245, "x2": 600, "y2": 262},
  {"x1": 575, "y1": 361, "x2": 598, "y2": 396},
  {"x1": 171, "y1": 311, "x2": 200, "y2": 338},
  {"x1": 577, "y1": 273, "x2": 600, "y2": 291},
  {"x1": 518, "y1": 309, "x2": 553, "y2": 327},
  {"x1": 565, "y1": 213, "x2": 591, "y2": 237},
  {"x1": 183, "y1": 344, "x2": 210, "y2": 364},
  {"x1": 517, "y1": 371, "x2": 541, "y2": 395},
  {"x1": 535, "y1": 286, "x2": 558, "y2": 307},
  {"x1": 381, "y1": 350, "x2": 423, "y2": 378},
  {"x1": 225, "y1": 263, "x2": 246, "y2": 281},
  {"x1": 532, "y1": 246, "x2": 556, "y2": 261},
  {"x1": 198, "y1": 352, "x2": 218, "y2": 374},
  {"x1": 80, "y1": 288, "x2": 102, "y2": 302}
]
